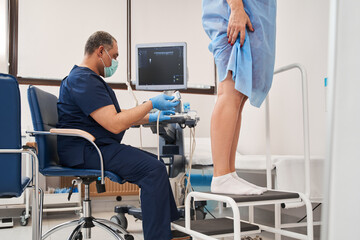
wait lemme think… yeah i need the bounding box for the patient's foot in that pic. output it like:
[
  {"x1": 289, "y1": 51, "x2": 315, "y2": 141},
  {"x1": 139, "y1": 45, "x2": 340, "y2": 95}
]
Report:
[
  {"x1": 231, "y1": 172, "x2": 267, "y2": 193},
  {"x1": 211, "y1": 173, "x2": 264, "y2": 195}
]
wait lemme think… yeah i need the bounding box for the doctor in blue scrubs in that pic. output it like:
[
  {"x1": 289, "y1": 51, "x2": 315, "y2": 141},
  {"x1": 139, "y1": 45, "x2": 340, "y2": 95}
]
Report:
[{"x1": 57, "y1": 31, "x2": 180, "y2": 240}]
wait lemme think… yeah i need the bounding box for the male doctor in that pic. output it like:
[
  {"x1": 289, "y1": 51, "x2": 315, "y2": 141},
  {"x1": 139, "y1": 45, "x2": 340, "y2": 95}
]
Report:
[{"x1": 57, "y1": 31, "x2": 180, "y2": 240}]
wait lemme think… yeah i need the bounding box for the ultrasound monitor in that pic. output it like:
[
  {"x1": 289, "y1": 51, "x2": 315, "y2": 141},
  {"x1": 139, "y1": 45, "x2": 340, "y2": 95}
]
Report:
[{"x1": 135, "y1": 42, "x2": 187, "y2": 91}]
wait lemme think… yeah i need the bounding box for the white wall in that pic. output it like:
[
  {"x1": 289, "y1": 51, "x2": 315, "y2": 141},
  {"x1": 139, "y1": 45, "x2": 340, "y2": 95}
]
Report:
[
  {"x1": 239, "y1": 0, "x2": 328, "y2": 156},
  {"x1": 131, "y1": 0, "x2": 215, "y2": 88},
  {"x1": 17, "y1": 0, "x2": 215, "y2": 87},
  {"x1": 322, "y1": 1, "x2": 360, "y2": 239},
  {"x1": 16, "y1": 0, "x2": 328, "y2": 155},
  {"x1": 18, "y1": 0, "x2": 128, "y2": 83}
]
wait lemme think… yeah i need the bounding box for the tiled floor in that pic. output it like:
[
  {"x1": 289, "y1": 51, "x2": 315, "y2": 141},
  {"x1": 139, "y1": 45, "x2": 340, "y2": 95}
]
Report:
[{"x1": 0, "y1": 196, "x2": 319, "y2": 240}]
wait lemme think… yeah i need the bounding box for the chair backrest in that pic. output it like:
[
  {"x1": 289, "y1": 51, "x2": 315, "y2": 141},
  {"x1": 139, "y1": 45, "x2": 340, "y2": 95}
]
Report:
[
  {"x1": 0, "y1": 74, "x2": 23, "y2": 197},
  {"x1": 27, "y1": 85, "x2": 59, "y2": 170}
]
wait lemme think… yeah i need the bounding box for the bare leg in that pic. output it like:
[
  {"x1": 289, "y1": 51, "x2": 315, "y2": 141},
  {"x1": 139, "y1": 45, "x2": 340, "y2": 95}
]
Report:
[
  {"x1": 229, "y1": 96, "x2": 248, "y2": 172},
  {"x1": 210, "y1": 71, "x2": 265, "y2": 195},
  {"x1": 228, "y1": 89, "x2": 267, "y2": 192},
  {"x1": 211, "y1": 72, "x2": 245, "y2": 177}
]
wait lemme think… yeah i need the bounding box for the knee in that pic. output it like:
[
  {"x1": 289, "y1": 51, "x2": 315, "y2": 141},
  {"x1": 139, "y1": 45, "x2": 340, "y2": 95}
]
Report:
[
  {"x1": 217, "y1": 90, "x2": 244, "y2": 107},
  {"x1": 141, "y1": 162, "x2": 169, "y2": 191},
  {"x1": 149, "y1": 161, "x2": 168, "y2": 178}
]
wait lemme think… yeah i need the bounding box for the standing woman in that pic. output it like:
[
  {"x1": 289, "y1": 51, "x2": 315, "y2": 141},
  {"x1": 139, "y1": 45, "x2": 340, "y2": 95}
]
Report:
[{"x1": 202, "y1": 0, "x2": 276, "y2": 195}]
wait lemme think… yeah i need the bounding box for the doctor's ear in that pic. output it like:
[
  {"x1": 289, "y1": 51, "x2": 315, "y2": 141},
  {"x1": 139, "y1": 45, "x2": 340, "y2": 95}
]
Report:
[{"x1": 97, "y1": 46, "x2": 105, "y2": 56}]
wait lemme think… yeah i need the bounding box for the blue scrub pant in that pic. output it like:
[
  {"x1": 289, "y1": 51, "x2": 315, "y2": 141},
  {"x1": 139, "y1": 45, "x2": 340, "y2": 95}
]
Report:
[{"x1": 78, "y1": 143, "x2": 180, "y2": 240}]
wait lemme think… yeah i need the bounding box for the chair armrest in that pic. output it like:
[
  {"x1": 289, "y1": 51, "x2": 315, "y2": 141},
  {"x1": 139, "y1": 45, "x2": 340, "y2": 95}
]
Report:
[
  {"x1": 50, "y1": 128, "x2": 95, "y2": 142},
  {"x1": 0, "y1": 148, "x2": 40, "y2": 185},
  {"x1": 26, "y1": 129, "x2": 105, "y2": 186}
]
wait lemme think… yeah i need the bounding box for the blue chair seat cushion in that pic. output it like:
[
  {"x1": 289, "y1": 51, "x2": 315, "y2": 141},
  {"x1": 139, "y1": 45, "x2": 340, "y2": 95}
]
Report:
[
  {"x1": 0, "y1": 177, "x2": 31, "y2": 198},
  {"x1": 40, "y1": 166, "x2": 125, "y2": 184}
]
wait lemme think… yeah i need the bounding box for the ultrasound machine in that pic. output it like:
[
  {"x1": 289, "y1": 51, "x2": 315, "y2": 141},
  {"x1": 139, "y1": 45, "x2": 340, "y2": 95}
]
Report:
[
  {"x1": 135, "y1": 42, "x2": 197, "y2": 124},
  {"x1": 111, "y1": 43, "x2": 205, "y2": 231},
  {"x1": 136, "y1": 42, "x2": 199, "y2": 170}
]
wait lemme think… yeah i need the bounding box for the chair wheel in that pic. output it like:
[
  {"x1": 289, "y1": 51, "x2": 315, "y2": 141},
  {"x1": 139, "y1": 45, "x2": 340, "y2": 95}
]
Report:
[
  {"x1": 124, "y1": 234, "x2": 134, "y2": 240},
  {"x1": 110, "y1": 213, "x2": 128, "y2": 230},
  {"x1": 20, "y1": 210, "x2": 29, "y2": 226},
  {"x1": 20, "y1": 216, "x2": 28, "y2": 226},
  {"x1": 74, "y1": 232, "x2": 83, "y2": 240}
]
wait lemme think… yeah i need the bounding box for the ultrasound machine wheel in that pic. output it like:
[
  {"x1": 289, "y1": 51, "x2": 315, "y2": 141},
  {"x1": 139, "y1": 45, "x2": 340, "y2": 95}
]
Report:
[
  {"x1": 195, "y1": 206, "x2": 206, "y2": 220},
  {"x1": 111, "y1": 213, "x2": 128, "y2": 230},
  {"x1": 124, "y1": 234, "x2": 134, "y2": 240}
]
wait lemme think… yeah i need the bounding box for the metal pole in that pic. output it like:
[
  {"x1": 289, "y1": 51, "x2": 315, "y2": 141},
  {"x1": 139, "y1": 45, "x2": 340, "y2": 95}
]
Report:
[
  {"x1": 275, "y1": 203, "x2": 281, "y2": 240},
  {"x1": 273, "y1": 64, "x2": 311, "y2": 199},
  {"x1": 8, "y1": 0, "x2": 18, "y2": 76},
  {"x1": 321, "y1": 0, "x2": 339, "y2": 239},
  {"x1": 265, "y1": 95, "x2": 272, "y2": 189},
  {"x1": 127, "y1": 0, "x2": 131, "y2": 84}
]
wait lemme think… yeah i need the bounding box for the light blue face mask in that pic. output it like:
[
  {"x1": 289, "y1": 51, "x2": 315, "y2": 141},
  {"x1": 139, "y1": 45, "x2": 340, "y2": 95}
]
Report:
[{"x1": 100, "y1": 49, "x2": 118, "y2": 78}]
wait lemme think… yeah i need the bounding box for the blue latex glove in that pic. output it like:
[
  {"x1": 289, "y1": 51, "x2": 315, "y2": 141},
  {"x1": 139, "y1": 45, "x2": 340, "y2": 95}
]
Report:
[
  {"x1": 150, "y1": 94, "x2": 179, "y2": 110},
  {"x1": 149, "y1": 110, "x2": 175, "y2": 123}
]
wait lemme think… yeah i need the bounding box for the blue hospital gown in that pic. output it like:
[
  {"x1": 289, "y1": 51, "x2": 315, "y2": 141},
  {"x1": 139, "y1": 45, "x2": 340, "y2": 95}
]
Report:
[{"x1": 202, "y1": 0, "x2": 277, "y2": 107}]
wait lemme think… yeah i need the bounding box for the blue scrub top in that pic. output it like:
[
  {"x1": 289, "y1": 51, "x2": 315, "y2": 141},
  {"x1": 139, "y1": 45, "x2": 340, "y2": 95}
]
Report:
[{"x1": 57, "y1": 65, "x2": 125, "y2": 167}]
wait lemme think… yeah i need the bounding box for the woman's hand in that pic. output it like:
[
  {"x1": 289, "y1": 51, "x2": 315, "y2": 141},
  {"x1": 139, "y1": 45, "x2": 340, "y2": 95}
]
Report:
[{"x1": 227, "y1": 4, "x2": 254, "y2": 47}]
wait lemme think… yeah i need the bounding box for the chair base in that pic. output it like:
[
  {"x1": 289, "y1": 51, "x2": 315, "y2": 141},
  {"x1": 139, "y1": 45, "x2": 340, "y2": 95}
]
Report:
[
  {"x1": 41, "y1": 216, "x2": 134, "y2": 240},
  {"x1": 41, "y1": 179, "x2": 133, "y2": 240}
]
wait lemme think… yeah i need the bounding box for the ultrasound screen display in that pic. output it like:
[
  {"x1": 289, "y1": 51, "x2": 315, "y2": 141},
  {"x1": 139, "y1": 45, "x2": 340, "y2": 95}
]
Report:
[{"x1": 137, "y1": 46, "x2": 184, "y2": 86}]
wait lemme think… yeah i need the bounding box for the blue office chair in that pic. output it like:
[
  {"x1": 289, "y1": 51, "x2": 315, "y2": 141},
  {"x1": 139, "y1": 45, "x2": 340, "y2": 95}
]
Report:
[
  {"x1": 0, "y1": 73, "x2": 42, "y2": 240},
  {"x1": 27, "y1": 85, "x2": 133, "y2": 240}
]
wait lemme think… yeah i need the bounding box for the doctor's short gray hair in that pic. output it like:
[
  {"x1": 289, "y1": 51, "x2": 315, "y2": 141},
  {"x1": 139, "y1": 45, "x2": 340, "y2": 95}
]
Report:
[{"x1": 84, "y1": 31, "x2": 117, "y2": 55}]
